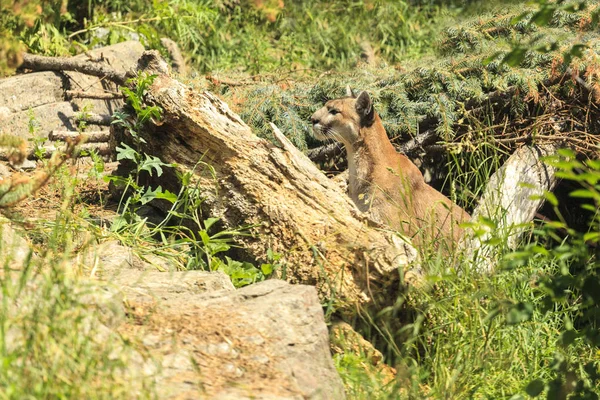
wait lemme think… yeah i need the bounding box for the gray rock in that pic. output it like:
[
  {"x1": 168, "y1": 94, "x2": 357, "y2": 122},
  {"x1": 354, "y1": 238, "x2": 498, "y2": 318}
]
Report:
[
  {"x1": 77, "y1": 240, "x2": 152, "y2": 278},
  {"x1": 0, "y1": 41, "x2": 145, "y2": 140},
  {"x1": 115, "y1": 269, "x2": 235, "y2": 301},
  {"x1": 121, "y1": 279, "x2": 345, "y2": 399}
]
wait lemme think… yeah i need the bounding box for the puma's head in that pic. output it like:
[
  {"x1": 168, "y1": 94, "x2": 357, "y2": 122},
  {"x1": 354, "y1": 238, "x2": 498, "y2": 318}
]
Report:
[{"x1": 311, "y1": 89, "x2": 375, "y2": 148}]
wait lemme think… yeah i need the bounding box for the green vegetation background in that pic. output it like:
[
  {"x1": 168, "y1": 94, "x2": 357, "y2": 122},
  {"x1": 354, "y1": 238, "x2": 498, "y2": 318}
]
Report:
[{"x1": 1, "y1": 0, "x2": 600, "y2": 399}]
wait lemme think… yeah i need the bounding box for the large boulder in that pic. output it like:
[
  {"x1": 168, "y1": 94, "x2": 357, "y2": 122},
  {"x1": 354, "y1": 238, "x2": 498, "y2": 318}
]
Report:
[{"x1": 121, "y1": 278, "x2": 345, "y2": 399}]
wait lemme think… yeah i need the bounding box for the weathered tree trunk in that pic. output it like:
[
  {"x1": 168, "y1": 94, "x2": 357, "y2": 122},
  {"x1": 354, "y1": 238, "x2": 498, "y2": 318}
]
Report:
[
  {"x1": 132, "y1": 51, "x2": 417, "y2": 306},
  {"x1": 463, "y1": 144, "x2": 558, "y2": 273}
]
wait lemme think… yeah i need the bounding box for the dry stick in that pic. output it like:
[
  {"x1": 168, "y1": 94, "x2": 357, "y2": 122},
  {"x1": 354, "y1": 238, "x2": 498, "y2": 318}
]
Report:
[
  {"x1": 49, "y1": 130, "x2": 111, "y2": 143},
  {"x1": 77, "y1": 113, "x2": 112, "y2": 126},
  {"x1": 66, "y1": 90, "x2": 123, "y2": 100},
  {"x1": 0, "y1": 142, "x2": 109, "y2": 162},
  {"x1": 20, "y1": 53, "x2": 130, "y2": 85},
  {"x1": 32, "y1": 143, "x2": 112, "y2": 159},
  {"x1": 206, "y1": 75, "x2": 255, "y2": 87},
  {"x1": 307, "y1": 128, "x2": 437, "y2": 164},
  {"x1": 306, "y1": 142, "x2": 346, "y2": 164},
  {"x1": 397, "y1": 129, "x2": 438, "y2": 154}
]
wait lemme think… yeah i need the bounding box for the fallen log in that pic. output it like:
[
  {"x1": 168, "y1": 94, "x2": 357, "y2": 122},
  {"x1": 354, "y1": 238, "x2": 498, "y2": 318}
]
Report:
[{"x1": 122, "y1": 51, "x2": 417, "y2": 307}]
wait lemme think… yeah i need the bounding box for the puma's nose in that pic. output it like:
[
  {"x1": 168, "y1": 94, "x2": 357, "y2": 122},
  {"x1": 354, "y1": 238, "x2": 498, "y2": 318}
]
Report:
[{"x1": 311, "y1": 117, "x2": 319, "y2": 125}]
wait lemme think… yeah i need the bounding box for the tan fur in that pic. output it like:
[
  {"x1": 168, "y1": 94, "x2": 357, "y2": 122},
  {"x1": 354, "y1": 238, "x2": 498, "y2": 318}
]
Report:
[{"x1": 311, "y1": 91, "x2": 470, "y2": 250}]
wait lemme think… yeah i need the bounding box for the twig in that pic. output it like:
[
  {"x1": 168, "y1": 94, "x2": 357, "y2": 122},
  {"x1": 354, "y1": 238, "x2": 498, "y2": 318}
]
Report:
[
  {"x1": 306, "y1": 142, "x2": 345, "y2": 164},
  {"x1": 76, "y1": 113, "x2": 112, "y2": 126},
  {"x1": 66, "y1": 90, "x2": 123, "y2": 100},
  {"x1": 21, "y1": 53, "x2": 130, "y2": 85},
  {"x1": 49, "y1": 130, "x2": 111, "y2": 143},
  {"x1": 206, "y1": 75, "x2": 256, "y2": 87},
  {"x1": 6, "y1": 143, "x2": 113, "y2": 160},
  {"x1": 397, "y1": 129, "x2": 438, "y2": 155},
  {"x1": 308, "y1": 128, "x2": 438, "y2": 165}
]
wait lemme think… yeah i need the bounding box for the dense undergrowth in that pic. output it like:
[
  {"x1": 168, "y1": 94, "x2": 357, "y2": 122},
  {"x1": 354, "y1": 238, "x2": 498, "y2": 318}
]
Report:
[
  {"x1": 1, "y1": 0, "x2": 457, "y2": 75},
  {"x1": 1, "y1": 0, "x2": 600, "y2": 398}
]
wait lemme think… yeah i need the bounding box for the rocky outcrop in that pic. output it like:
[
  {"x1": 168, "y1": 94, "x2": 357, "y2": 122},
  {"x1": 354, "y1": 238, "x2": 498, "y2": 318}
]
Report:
[
  {"x1": 0, "y1": 41, "x2": 144, "y2": 149},
  {"x1": 119, "y1": 277, "x2": 345, "y2": 399},
  {"x1": 1, "y1": 229, "x2": 346, "y2": 399},
  {"x1": 74, "y1": 239, "x2": 344, "y2": 399}
]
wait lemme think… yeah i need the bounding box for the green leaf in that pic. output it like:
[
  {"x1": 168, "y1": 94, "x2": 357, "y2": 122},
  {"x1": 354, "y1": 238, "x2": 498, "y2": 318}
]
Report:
[
  {"x1": 557, "y1": 148, "x2": 577, "y2": 158},
  {"x1": 510, "y1": 11, "x2": 530, "y2": 25},
  {"x1": 530, "y1": 245, "x2": 550, "y2": 256},
  {"x1": 484, "y1": 237, "x2": 502, "y2": 246},
  {"x1": 203, "y1": 217, "x2": 220, "y2": 230},
  {"x1": 543, "y1": 191, "x2": 558, "y2": 207},
  {"x1": 592, "y1": 9, "x2": 600, "y2": 26},
  {"x1": 502, "y1": 47, "x2": 527, "y2": 67},
  {"x1": 584, "y1": 362, "x2": 600, "y2": 384},
  {"x1": 586, "y1": 160, "x2": 600, "y2": 170},
  {"x1": 570, "y1": 189, "x2": 597, "y2": 199},
  {"x1": 535, "y1": 42, "x2": 558, "y2": 53},
  {"x1": 154, "y1": 189, "x2": 178, "y2": 204},
  {"x1": 139, "y1": 155, "x2": 170, "y2": 177},
  {"x1": 558, "y1": 330, "x2": 577, "y2": 347},
  {"x1": 506, "y1": 302, "x2": 534, "y2": 324},
  {"x1": 530, "y1": 6, "x2": 557, "y2": 26},
  {"x1": 260, "y1": 263, "x2": 273, "y2": 275},
  {"x1": 563, "y1": 1, "x2": 586, "y2": 13},
  {"x1": 199, "y1": 230, "x2": 211, "y2": 246},
  {"x1": 570, "y1": 44, "x2": 588, "y2": 58},
  {"x1": 206, "y1": 241, "x2": 230, "y2": 254},
  {"x1": 564, "y1": 44, "x2": 588, "y2": 65},
  {"x1": 140, "y1": 186, "x2": 163, "y2": 205},
  {"x1": 116, "y1": 143, "x2": 138, "y2": 161},
  {"x1": 483, "y1": 51, "x2": 503, "y2": 66},
  {"x1": 478, "y1": 216, "x2": 497, "y2": 230},
  {"x1": 103, "y1": 175, "x2": 129, "y2": 186},
  {"x1": 110, "y1": 215, "x2": 129, "y2": 232},
  {"x1": 525, "y1": 379, "x2": 545, "y2": 397},
  {"x1": 545, "y1": 221, "x2": 567, "y2": 230},
  {"x1": 583, "y1": 232, "x2": 600, "y2": 243}
]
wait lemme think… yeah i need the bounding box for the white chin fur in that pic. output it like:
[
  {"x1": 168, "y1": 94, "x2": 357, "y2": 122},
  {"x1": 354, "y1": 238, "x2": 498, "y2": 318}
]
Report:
[{"x1": 312, "y1": 124, "x2": 327, "y2": 141}]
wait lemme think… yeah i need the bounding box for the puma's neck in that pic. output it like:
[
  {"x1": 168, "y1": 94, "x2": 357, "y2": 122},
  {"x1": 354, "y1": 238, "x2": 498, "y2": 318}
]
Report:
[{"x1": 347, "y1": 114, "x2": 418, "y2": 208}]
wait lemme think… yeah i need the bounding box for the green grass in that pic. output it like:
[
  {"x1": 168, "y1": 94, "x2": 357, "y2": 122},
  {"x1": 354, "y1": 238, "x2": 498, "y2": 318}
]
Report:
[
  {"x1": 2, "y1": 0, "x2": 600, "y2": 398},
  {"x1": 0, "y1": 171, "x2": 156, "y2": 399},
  {"x1": 334, "y1": 243, "x2": 598, "y2": 399}
]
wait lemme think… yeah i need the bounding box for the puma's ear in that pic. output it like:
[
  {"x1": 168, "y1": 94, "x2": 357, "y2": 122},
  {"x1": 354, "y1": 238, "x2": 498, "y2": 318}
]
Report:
[
  {"x1": 345, "y1": 85, "x2": 356, "y2": 98},
  {"x1": 355, "y1": 91, "x2": 374, "y2": 125}
]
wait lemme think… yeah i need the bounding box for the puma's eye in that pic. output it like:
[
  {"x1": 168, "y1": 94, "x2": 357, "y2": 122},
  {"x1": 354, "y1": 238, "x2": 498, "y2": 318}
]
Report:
[{"x1": 329, "y1": 109, "x2": 340, "y2": 115}]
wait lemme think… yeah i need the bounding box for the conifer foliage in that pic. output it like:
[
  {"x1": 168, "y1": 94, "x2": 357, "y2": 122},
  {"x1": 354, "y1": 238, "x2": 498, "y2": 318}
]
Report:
[{"x1": 223, "y1": 2, "x2": 600, "y2": 161}]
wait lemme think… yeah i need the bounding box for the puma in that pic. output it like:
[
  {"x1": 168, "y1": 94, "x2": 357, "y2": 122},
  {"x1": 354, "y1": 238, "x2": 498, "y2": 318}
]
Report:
[{"x1": 311, "y1": 89, "x2": 470, "y2": 250}]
